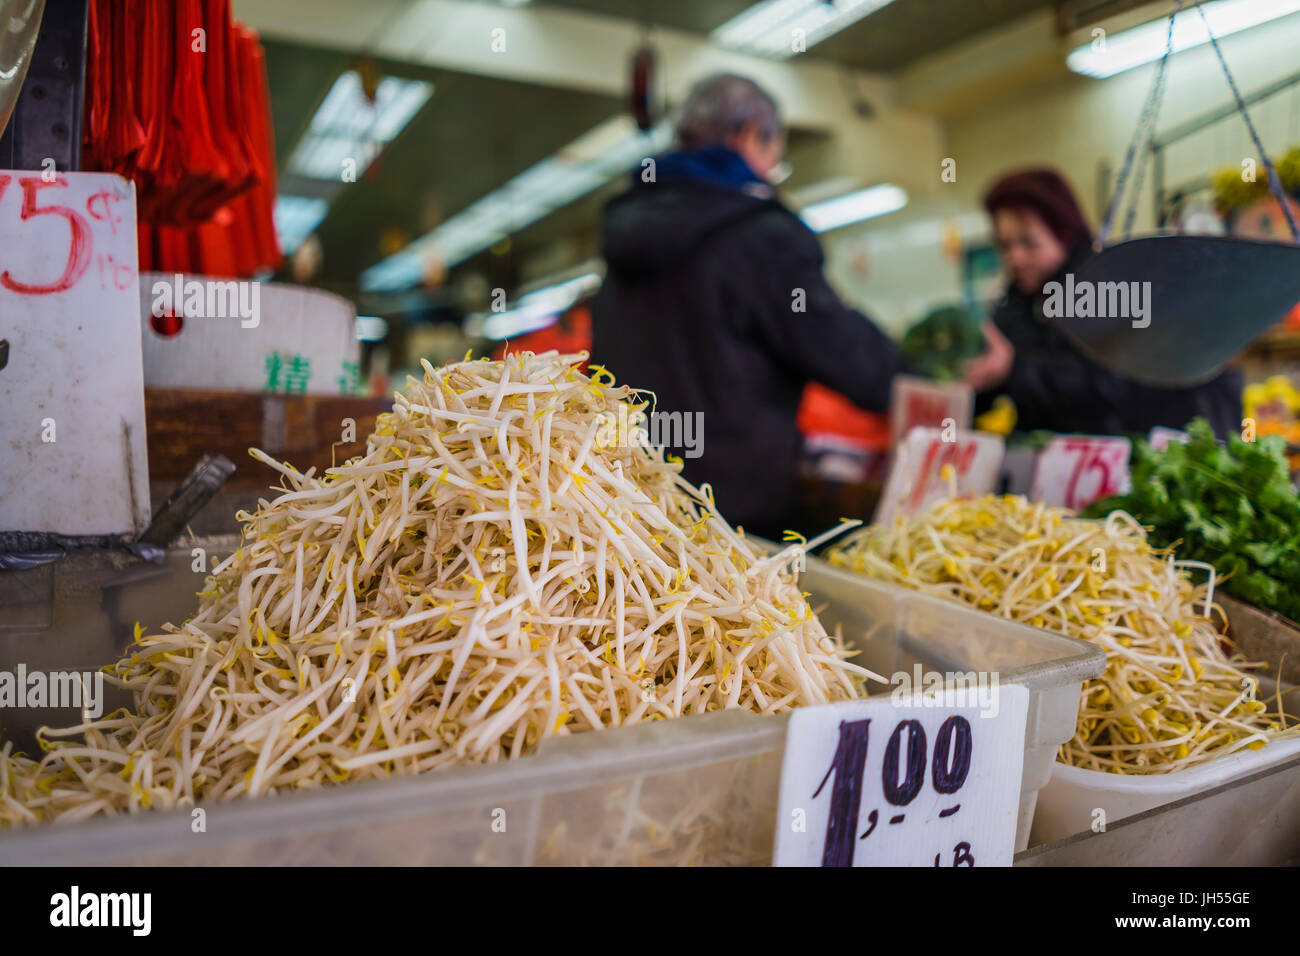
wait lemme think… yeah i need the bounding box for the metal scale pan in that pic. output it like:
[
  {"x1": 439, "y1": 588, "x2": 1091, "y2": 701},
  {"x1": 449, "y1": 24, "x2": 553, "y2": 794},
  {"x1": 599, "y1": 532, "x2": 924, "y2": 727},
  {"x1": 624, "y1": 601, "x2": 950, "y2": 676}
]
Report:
[{"x1": 1048, "y1": 1, "x2": 1300, "y2": 387}]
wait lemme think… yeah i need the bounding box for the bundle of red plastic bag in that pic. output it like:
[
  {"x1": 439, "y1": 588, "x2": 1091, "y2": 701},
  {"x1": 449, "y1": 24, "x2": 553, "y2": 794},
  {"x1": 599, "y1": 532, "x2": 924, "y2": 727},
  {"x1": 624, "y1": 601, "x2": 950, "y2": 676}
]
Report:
[{"x1": 83, "y1": 0, "x2": 281, "y2": 277}]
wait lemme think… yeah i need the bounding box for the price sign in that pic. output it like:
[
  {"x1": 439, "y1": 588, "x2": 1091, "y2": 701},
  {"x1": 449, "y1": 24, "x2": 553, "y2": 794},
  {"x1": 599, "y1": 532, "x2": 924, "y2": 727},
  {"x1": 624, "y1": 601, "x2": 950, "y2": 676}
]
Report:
[
  {"x1": 0, "y1": 172, "x2": 149, "y2": 536},
  {"x1": 875, "y1": 426, "x2": 1003, "y2": 523},
  {"x1": 1148, "y1": 426, "x2": 1189, "y2": 451},
  {"x1": 773, "y1": 684, "x2": 1029, "y2": 867},
  {"x1": 889, "y1": 375, "x2": 973, "y2": 448},
  {"x1": 1030, "y1": 435, "x2": 1130, "y2": 512}
]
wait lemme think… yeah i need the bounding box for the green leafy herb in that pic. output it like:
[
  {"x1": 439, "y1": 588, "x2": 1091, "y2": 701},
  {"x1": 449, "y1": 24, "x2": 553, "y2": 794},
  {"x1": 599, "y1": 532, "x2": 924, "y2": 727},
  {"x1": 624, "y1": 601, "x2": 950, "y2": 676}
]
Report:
[{"x1": 1084, "y1": 418, "x2": 1300, "y2": 620}]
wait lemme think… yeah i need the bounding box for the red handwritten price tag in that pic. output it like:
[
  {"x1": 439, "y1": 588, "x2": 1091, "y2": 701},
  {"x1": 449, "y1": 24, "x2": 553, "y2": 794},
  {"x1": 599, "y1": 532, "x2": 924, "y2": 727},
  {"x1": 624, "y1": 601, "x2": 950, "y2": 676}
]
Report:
[
  {"x1": 773, "y1": 684, "x2": 1029, "y2": 866},
  {"x1": 889, "y1": 375, "x2": 973, "y2": 448},
  {"x1": 0, "y1": 172, "x2": 148, "y2": 535},
  {"x1": 875, "y1": 426, "x2": 1003, "y2": 523},
  {"x1": 1030, "y1": 435, "x2": 1131, "y2": 512}
]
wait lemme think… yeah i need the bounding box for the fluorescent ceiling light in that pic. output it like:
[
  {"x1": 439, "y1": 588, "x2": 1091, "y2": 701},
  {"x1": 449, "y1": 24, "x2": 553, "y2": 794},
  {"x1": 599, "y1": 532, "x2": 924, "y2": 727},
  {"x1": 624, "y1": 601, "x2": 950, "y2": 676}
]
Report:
[
  {"x1": 273, "y1": 195, "x2": 329, "y2": 254},
  {"x1": 713, "y1": 0, "x2": 896, "y2": 59},
  {"x1": 1067, "y1": 0, "x2": 1300, "y2": 78},
  {"x1": 355, "y1": 315, "x2": 388, "y2": 342},
  {"x1": 465, "y1": 271, "x2": 603, "y2": 341},
  {"x1": 287, "y1": 70, "x2": 433, "y2": 180},
  {"x1": 800, "y1": 183, "x2": 907, "y2": 232},
  {"x1": 362, "y1": 119, "x2": 673, "y2": 292}
]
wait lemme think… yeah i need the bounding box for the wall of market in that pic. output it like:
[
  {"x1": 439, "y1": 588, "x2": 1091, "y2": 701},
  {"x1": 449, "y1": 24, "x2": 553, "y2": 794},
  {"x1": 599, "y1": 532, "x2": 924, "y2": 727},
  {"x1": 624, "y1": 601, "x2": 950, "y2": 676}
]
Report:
[{"x1": 821, "y1": 7, "x2": 1300, "y2": 338}]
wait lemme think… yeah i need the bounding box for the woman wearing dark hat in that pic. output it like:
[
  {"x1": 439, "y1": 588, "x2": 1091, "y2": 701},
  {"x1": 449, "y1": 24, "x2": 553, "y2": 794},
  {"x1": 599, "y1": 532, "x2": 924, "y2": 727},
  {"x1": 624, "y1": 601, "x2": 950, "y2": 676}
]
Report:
[{"x1": 964, "y1": 168, "x2": 1242, "y2": 438}]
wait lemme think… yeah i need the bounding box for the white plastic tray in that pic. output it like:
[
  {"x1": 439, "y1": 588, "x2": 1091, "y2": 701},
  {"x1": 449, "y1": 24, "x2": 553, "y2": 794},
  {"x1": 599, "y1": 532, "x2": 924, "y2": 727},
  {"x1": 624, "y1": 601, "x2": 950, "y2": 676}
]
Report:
[
  {"x1": 1032, "y1": 699, "x2": 1300, "y2": 844},
  {"x1": 1031, "y1": 593, "x2": 1300, "y2": 844}
]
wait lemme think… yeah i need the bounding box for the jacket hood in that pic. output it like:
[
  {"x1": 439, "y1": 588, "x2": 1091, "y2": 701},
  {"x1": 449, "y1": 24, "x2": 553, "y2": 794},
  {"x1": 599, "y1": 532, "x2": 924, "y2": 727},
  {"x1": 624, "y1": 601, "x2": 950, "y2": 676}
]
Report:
[
  {"x1": 601, "y1": 146, "x2": 781, "y2": 279},
  {"x1": 601, "y1": 180, "x2": 775, "y2": 279}
]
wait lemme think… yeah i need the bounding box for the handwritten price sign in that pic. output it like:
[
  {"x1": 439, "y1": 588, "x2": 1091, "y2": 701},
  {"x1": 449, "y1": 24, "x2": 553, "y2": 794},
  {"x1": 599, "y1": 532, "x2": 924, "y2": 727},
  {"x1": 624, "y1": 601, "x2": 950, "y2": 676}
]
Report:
[
  {"x1": 875, "y1": 426, "x2": 1004, "y2": 523},
  {"x1": 889, "y1": 375, "x2": 973, "y2": 448},
  {"x1": 0, "y1": 173, "x2": 135, "y2": 295},
  {"x1": 773, "y1": 685, "x2": 1029, "y2": 867},
  {"x1": 0, "y1": 172, "x2": 149, "y2": 536},
  {"x1": 1030, "y1": 435, "x2": 1131, "y2": 512},
  {"x1": 1148, "y1": 426, "x2": 1189, "y2": 451}
]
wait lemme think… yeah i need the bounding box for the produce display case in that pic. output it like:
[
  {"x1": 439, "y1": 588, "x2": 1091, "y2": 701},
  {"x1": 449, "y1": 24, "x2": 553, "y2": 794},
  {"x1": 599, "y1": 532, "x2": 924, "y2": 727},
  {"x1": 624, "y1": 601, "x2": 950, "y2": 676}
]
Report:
[
  {"x1": 1032, "y1": 594, "x2": 1300, "y2": 844},
  {"x1": 1020, "y1": 751, "x2": 1300, "y2": 866},
  {"x1": 0, "y1": 550, "x2": 1102, "y2": 865}
]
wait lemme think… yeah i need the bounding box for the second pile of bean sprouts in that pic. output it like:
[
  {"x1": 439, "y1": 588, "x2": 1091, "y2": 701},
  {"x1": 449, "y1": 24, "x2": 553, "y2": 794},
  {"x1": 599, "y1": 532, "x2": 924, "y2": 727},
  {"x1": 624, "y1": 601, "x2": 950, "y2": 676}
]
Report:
[{"x1": 828, "y1": 494, "x2": 1297, "y2": 774}]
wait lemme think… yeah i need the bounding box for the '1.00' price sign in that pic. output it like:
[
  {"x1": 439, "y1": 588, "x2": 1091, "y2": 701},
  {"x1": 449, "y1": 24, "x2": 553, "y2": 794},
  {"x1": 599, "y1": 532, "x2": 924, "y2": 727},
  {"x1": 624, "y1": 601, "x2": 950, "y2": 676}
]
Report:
[
  {"x1": 874, "y1": 426, "x2": 1004, "y2": 524},
  {"x1": 773, "y1": 684, "x2": 1028, "y2": 866}
]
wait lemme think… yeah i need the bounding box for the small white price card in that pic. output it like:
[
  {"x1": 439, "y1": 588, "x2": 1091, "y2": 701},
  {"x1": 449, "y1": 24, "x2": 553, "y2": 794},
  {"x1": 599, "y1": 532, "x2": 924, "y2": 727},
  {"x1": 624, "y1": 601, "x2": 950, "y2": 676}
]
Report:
[
  {"x1": 890, "y1": 375, "x2": 973, "y2": 447},
  {"x1": 1030, "y1": 434, "x2": 1130, "y2": 512},
  {"x1": 1147, "y1": 426, "x2": 1188, "y2": 450},
  {"x1": 773, "y1": 683, "x2": 1029, "y2": 867},
  {"x1": 875, "y1": 426, "x2": 1003, "y2": 523}
]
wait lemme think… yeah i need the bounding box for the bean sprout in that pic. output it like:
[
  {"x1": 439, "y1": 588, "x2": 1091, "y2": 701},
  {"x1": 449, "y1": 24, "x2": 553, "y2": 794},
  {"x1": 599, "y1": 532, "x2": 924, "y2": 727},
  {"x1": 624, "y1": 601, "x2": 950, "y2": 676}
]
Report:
[
  {"x1": 0, "y1": 351, "x2": 874, "y2": 826},
  {"x1": 828, "y1": 494, "x2": 1298, "y2": 774}
]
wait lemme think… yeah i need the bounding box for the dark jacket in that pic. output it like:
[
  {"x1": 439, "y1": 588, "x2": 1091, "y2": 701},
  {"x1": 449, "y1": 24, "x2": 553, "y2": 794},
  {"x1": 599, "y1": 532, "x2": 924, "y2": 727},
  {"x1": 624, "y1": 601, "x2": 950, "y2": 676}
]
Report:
[
  {"x1": 591, "y1": 147, "x2": 904, "y2": 539},
  {"x1": 985, "y1": 244, "x2": 1243, "y2": 439}
]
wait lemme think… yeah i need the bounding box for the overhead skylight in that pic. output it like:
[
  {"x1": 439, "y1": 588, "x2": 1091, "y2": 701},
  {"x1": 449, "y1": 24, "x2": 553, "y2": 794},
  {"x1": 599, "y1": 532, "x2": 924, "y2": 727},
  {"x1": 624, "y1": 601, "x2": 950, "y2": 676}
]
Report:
[
  {"x1": 361, "y1": 117, "x2": 673, "y2": 292},
  {"x1": 287, "y1": 70, "x2": 434, "y2": 181},
  {"x1": 1067, "y1": 0, "x2": 1300, "y2": 78},
  {"x1": 712, "y1": 0, "x2": 897, "y2": 59},
  {"x1": 273, "y1": 195, "x2": 329, "y2": 254}
]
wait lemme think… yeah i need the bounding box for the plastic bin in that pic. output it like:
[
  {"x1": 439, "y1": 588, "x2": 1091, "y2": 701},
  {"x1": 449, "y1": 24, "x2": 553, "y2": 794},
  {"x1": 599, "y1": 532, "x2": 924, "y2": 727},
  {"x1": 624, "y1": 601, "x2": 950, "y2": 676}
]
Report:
[
  {"x1": 1032, "y1": 726, "x2": 1300, "y2": 844},
  {"x1": 1031, "y1": 594, "x2": 1300, "y2": 844},
  {"x1": 0, "y1": 551, "x2": 1102, "y2": 865}
]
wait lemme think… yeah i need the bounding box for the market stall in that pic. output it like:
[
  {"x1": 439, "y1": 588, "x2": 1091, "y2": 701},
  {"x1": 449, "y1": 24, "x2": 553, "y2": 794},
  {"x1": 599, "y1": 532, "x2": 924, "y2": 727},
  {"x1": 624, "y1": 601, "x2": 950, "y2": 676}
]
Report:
[{"x1": 3, "y1": 0, "x2": 1300, "y2": 881}]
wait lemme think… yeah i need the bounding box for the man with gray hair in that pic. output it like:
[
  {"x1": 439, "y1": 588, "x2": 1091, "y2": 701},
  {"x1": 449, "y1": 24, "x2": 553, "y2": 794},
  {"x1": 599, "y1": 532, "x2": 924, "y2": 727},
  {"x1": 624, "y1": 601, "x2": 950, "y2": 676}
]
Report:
[{"x1": 593, "y1": 73, "x2": 904, "y2": 539}]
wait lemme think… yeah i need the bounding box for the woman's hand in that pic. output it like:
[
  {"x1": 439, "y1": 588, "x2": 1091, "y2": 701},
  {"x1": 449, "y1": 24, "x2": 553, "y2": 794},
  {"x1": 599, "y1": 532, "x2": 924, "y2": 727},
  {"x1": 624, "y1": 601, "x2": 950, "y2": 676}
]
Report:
[{"x1": 963, "y1": 321, "x2": 1015, "y2": 391}]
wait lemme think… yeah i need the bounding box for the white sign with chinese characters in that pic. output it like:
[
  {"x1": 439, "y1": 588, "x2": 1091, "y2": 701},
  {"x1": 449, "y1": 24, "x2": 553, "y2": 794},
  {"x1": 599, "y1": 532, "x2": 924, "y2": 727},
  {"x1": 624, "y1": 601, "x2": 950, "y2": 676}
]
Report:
[
  {"x1": 0, "y1": 172, "x2": 149, "y2": 535},
  {"x1": 773, "y1": 684, "x2": 1029, "y2": 867},
  {"x1": 138, "y1": 275, "x2": 361, "y2": 395}
]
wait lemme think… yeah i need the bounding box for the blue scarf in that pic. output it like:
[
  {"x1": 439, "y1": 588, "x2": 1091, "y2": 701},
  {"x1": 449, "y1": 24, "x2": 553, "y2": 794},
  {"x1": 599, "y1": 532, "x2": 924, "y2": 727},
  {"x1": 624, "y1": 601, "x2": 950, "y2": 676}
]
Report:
[{"x1": 648, "y1": 145, "x2": 769, "y2": 192}]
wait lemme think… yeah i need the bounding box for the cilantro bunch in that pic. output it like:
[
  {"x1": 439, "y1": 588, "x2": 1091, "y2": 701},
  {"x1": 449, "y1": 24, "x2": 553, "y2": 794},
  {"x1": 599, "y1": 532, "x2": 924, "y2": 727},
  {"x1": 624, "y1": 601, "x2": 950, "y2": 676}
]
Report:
[{"x1": 1084, "y1": 419, "x2": 1300, "y2": 622}]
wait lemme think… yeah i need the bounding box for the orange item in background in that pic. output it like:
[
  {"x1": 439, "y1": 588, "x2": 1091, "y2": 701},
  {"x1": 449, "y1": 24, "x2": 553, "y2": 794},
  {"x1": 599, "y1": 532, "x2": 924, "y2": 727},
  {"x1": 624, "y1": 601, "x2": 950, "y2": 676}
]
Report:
[
  {"x1": 796, "y1": 382, "x2": 890, "y2": 451},
  {"x1": 493, "y1": 306, "x2": 593, "y2": 368},
  {"x1": 1285, "y1": 301, "x2": 1300, "y2": 333}
]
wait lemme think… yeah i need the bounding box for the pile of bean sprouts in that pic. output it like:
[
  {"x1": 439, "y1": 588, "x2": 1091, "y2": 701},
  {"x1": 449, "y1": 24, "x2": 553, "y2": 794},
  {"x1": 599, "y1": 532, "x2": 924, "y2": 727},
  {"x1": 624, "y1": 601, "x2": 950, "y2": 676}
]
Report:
[
  {"x1": 1, "y1": 351, "x2": 872, "y2": 826},
  {"x1": 827, "y1": 494, "x2": 1297, "y2": 774}
]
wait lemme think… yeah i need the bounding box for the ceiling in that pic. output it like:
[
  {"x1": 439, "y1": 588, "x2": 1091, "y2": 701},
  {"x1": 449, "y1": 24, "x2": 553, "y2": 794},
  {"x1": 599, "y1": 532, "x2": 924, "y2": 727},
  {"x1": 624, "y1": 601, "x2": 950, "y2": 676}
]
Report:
[
  {"x1": 537, "y1": 0, "x2": 1058, "y2": 71},
  {"x1": 263, "y1": 40, "x2": 623, "y2": 292},
  {"x1": 260, "y1": 0, "x2": 1063, "y2": 298}
]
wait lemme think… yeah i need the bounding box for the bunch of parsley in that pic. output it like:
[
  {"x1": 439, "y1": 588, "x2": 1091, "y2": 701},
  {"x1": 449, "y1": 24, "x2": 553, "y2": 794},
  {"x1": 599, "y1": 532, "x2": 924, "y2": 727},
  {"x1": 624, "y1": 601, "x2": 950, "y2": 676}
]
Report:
[{"x1": 1084, "y1": 419, "x2": 1300, "y2": 622}]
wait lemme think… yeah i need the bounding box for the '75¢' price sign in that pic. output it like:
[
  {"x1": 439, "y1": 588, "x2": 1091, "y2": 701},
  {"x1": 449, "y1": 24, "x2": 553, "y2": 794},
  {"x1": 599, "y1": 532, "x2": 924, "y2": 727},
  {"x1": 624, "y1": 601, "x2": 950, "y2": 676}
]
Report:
[
  {"x1": 773, "y1": 684, "x2": 1029, "y2": 866},
  {"x1": 1030, "y1": 435, "x2": 1131, "y2": 513}
]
